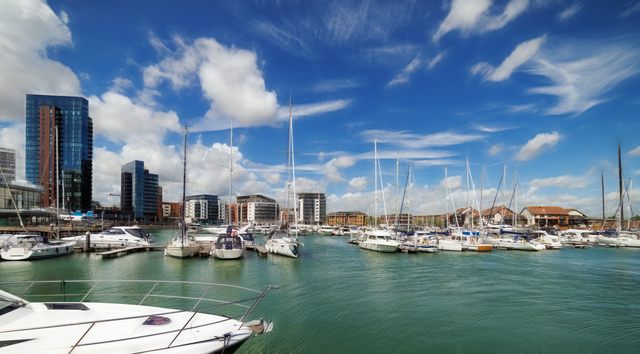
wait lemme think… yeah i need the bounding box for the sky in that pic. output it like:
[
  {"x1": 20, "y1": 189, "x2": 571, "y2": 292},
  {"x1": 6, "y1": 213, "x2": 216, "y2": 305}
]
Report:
[{"x1": 0, "y1": 0, "x2": 639, "y2": 218}]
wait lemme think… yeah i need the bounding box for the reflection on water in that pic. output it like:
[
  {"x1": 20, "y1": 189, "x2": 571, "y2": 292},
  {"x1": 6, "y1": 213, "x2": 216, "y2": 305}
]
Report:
[{"x1": 1, "y1": 230, "x2": 639, "y2": 352}]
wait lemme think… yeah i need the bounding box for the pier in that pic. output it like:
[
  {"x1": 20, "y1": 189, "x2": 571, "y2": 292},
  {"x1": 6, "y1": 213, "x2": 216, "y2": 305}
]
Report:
[{"x1": 96, "y1": 245, "x2": 165, "y2": 258}]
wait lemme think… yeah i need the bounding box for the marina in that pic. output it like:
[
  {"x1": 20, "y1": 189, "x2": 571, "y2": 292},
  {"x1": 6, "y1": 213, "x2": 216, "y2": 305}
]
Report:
[{"x1": 2, "y1": 229, "x2": 639, "y2": 353}]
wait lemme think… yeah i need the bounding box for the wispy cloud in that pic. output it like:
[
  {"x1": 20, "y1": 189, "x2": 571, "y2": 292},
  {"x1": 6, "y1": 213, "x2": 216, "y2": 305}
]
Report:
[
  {"x1": 525, "y1": 37, "x2": 640, "y2": 115},
  {"x1": 362, "y1": 129, "x2": 485, "y2": 149},
  {"x1": 472, "y1": 36, "x2": 545, "y2": 81},
  {"x1": 557, "y1": 3, "x2": 582, "y2": 21},
  {"x1": 277, "y1": 99, "x2": 352, "y2": 121},
  {"x1": 629, "y1": 145, "x2": 640, "y2": 157},
  {"x1": 433, "y1": 0, "x2": 529, "y2": 41},
  {"x1": 473, "y1": 124, "x2": 515, "y2": 133},
  {"x1": 312, "y1": 79, "x2": 361, "y2": 93},
  {"x1": 323, "y1": 0, "x2": 415, "y2": 43},
  {"x1": 620, "y1": 1, "x2": 640, "y2": 17},
  {"x1": 252, "y1": 21, "x2": 311, "y2": 57},
  {"x1": 348, "y1": 176, "x2": 367, "y2": 190},
  {"x1": 529, "y1": 175, "x2": 588, "y2": 189},
  {"x1": 388, "y1": 55, "x2": 422, "y2": 87},
  {"x1": 516, "y1": 131, "x2": 561, "y2": 161},
  {"x1": 507, "y1": 103, "x2": 537, "y2": 113},
  {"x1": 427, "y1": 53, "x2": 445, "y2": 70},
  {"x1": 488, "y1": 144, "x2": 504, "y2": 155}
]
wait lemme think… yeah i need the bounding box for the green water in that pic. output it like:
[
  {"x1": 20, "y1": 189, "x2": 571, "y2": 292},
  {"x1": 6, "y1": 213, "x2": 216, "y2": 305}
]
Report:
[{"x1": 2, "y1": 230, "x2": 639, "y2": 353}]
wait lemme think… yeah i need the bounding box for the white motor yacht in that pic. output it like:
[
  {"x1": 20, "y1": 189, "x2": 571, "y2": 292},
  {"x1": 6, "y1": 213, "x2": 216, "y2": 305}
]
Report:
[
  {"x1": 358, "y1": 229, "x2": 399, "y2": 253},
  {"x1": 496, "y1": 237, "x2": 546, "y2": 251},
  {"x1": 62, "y1": 226, "x2": 152, "y2": 249},
  {"x1": 0, "y1": 280, "x2": 274, "y2": 353},
  {"x1": 1, "y1": 235, "x2": 75, "y2": 261},
  {"x1": 531, "y1": 230, "x2": 562, "y2": 249}
]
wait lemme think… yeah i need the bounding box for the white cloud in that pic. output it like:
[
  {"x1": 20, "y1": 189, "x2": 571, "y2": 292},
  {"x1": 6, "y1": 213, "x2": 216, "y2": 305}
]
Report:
[
  {"x1": 474, "y1": 124, "x2": 514, "y2": 133},
  {"x1": 629, "y1": 146, "x2": 640, "y2": 157},
  {"x1": 441, "y1": 175, "x2": 462, "y2": 190},
  {"x1": 557, "y1": 3, "x2": 582, "y2": 20},
  {"x1": 323, "y1": 156, "x2": 357, "y2": 183},
  {"x1": 312, "y1": 79, "x2": 361, "y2": 93},
  {"x1": 620, "y1": 1, "x2": 640, "y2": 17},
  {"x1": 348, "y1": 176, "x2": 367, "y2": 190},
  {"x1": 427, "y1": 53, "x2": 445, "y2": 70},
  {"x1": 488, "y1": 144, "x2": 504, "y2": 155},
  {"x1": 529, "y1": 175, "x2": 588, "y2": 189},
  {"x1": 362, "y1": 129, "x2": 485, "y2": 149},
  {"x1": 526, "y1": 38, "x2": 640, "y2": 115},
  {"x1": 89, "y1": 92, "x2": 181, "y2": 144},
  {"x1": 473, "y1": 36, "x2": 545, "y2": 81},
  {"x1": 388, "y1": 55, "x2": 422, "y2": 87},
  {"x1": 0, "y1": 0, "x2": 81, "y2": 121},
  {"x1": 277, "y1": 99, "x2": 353, "y2": 121},
  {"x1": 516, "y1": 131, "x2": 561, "y2": 161},
  {"x1": 143, "y1": 36, "x2": 350, "y2": 131},
  {"x1": 433, "y1": 0, "x2": 529, "y2": 41}
]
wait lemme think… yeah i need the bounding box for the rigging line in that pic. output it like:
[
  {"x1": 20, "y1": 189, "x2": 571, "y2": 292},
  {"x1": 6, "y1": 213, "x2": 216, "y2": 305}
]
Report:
[{"x1": 0, "y1": 164, "x2": 27, "y2": 232}]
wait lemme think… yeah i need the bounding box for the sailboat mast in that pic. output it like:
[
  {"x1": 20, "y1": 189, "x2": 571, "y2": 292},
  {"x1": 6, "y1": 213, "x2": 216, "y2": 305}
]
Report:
[
  {"x1": 374, "y1": 140, "x2": 378, "y2": 227},
  {"x1": 601, "y1": 174, "x2": 605, "y2": 228},
  {"x1": 181, "y1": 127, "x2": 188, "y2": 245},
  {"x1": 55, "y1": 125, "x2": 60, "y2": 230},
  {"x1": 289, "y1": 100, "x2": 299, "y2": 236},
  {"x1": 619, "y1": 144, "x2": 624, "y2": 230},
  {"x1": 229, "y1": 119, "x2": 233, "y2": 225}
]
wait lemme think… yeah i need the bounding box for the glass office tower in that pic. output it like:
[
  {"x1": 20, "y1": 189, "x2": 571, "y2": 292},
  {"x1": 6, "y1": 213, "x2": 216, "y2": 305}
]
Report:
[{"x1": 25, "y1": 94, "x2": 93, "y2": 212}]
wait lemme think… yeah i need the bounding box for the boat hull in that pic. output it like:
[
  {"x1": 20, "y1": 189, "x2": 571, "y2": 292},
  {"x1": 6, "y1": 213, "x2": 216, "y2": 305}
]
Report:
[
  {"x1": 0, "y1": 302, "x2": 252, "y2": 354},
  {"x1": 358, "y1": 241, "x2": 398, "y2": 253},
  {"x1": 438, "y1": 240, "x2": 463, "y2": 252},
  {"x1": 265, "y1": 239, "x2": 300, "y2": 258},
  {"x1": 164, "y1": 245, "x2": 200, "y2": 258},
  {"x1": 1, "y1": 242, "x2": 74, "y2": 261},
  {"x1": 212, "y1": 248, "x2": 244, "y2": 260}
]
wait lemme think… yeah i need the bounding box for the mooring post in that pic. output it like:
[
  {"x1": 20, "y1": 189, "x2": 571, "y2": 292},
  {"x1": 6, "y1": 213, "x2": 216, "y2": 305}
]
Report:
[{"x1": 85, "y1": 231, "x2": 90, "y2": 252}]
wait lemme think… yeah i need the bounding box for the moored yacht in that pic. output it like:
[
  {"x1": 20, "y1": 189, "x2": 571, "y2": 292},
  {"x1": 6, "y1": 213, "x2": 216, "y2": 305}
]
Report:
[
  {"x1": 0, "y1": 280, "x2": 274, "y2": 353},
  {"x1": 358, "y1": 229, "x2": 399, "y2": 253},
  {"x1": 0, "y1": 235, "x2": 75, "y2": 261},
  {"x1": 531, "y1": 230, "x2": 562, "y2": 249},
  {"x1": 211, "y1": 231, "x2": 244, "y2": 260},
  {"x1": 62, "y1": 226, "x2": 152, "y2": 249}
]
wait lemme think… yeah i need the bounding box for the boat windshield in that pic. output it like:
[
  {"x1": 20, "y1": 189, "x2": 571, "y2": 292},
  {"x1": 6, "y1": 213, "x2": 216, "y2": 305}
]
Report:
[
  {"x1": 126, "y1": 228, "x2": 146, "y2": 238},
  {"x1": 0, "y1": 293, "x2": 24, "y2": 316}
]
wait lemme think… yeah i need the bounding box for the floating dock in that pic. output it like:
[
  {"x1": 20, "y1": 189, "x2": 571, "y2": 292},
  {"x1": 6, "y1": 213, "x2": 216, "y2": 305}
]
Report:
[{"x1": 96, "y1": 246, "x2": 164, "y2": 258}]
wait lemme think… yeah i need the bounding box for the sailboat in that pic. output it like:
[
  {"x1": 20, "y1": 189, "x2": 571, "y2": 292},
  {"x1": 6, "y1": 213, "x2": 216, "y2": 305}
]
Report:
[
  {"x1": 211, "y1": 120, "x2": 244, "y2": 260},
  {"x1": 265, "y1": 100, "x2": 304, "y2": 258},
  {"x1": 359, "y1": 140, "x2": 399, "y2": 253},
  {"x1": 0, "y1": 128, "x2": 75, "y2": 261},
  {"x1": 165, "y1": 127, "x2": 200, "y2": 258}
]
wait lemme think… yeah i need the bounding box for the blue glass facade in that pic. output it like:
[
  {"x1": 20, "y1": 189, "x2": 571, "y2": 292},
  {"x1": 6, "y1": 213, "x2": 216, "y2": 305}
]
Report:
[
  {"x1": 25, "y1": 94, "x2": 93, "y2": 211},
  {"x1": 121, "y1": 160, "x2": 158, "y2": 220}
]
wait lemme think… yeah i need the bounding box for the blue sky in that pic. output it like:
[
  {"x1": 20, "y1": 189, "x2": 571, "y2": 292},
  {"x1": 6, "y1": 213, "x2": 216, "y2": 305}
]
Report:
[{"x1": 0, "y1": 0, "x2": 639, "y2": 217}]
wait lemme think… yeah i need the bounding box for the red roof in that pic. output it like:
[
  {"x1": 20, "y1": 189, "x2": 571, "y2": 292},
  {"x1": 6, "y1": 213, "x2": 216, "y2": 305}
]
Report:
[{"x1": 524, "y1": 206, "x2": 569, "y2": 216}]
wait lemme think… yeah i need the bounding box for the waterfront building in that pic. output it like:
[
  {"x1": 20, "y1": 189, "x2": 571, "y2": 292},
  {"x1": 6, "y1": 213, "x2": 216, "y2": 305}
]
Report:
[
  {"x1": 162, "y1": 202, "x2": 181, "y2": 220},
  {"x1": 237, "y1": 194, "x2": 279, "y2": 224},
  {"x1": 0, "y1": 147, "x2": 16, "y2": 183},
  {"x1": 481, "y1": 205, "x2": 516, "y2": 225},
  {"x1": 185, "y1": 194, "x2": 221, "y2": 224},
  {"x1": 327, "y1": 211, "x2": 367, "y2": 226},
  {"x1": 0, "y1": 181, "x2": 50, "y2": 225},
  {"x1": 25, "y1": 94, "x2": 93, "y2": 212},
  {"x1": 521, "y1": 206, "x2": 571, "y2": 227},
  {"x1": 297, "y1": 192, "x2": 326, "y2": 225},
  {"x1": 120, "y1": 160, "x2": 159, "y2": 221}
]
